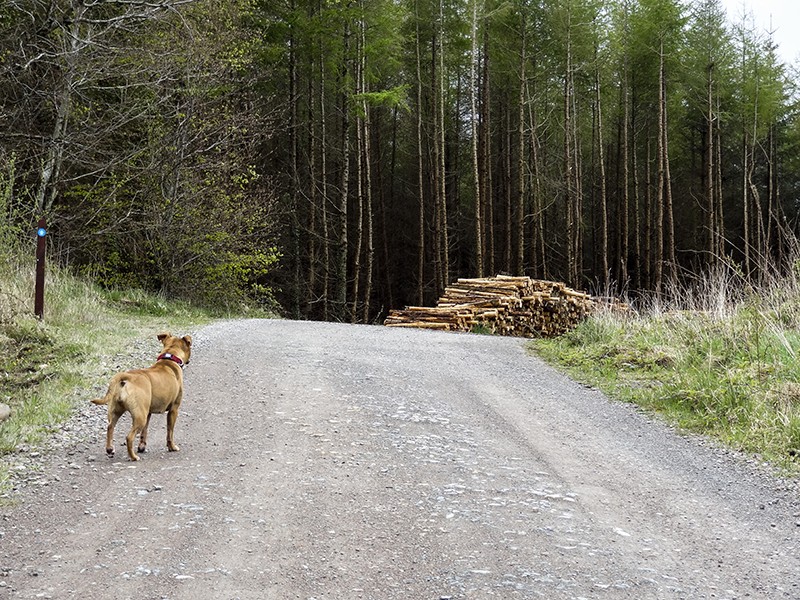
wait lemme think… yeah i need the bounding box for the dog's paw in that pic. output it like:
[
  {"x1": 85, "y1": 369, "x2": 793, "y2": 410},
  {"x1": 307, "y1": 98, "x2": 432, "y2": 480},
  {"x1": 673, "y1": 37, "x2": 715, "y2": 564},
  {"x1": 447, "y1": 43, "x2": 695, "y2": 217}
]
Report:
[
  {"x1": 106, "y1": 447, "x2": 115, "y2": 456},
  {"x1": 168, "y1": 444, "x2": 180, "y2": 452},
  {"x1": 137, "y1": 445, "x2": 147, "y2": 454}
]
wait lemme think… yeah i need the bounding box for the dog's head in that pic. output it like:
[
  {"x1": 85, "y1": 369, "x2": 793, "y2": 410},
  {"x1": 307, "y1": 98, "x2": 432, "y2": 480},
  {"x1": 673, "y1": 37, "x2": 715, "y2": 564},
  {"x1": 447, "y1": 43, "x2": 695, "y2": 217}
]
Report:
[{"x1": 157, "y1": 331, "x2": 193, "y2": 365}]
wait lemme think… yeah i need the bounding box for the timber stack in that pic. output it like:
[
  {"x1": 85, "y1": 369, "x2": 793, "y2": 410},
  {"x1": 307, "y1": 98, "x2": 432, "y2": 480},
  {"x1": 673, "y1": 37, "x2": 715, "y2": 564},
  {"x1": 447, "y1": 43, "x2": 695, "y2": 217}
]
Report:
[{"x1": 384, "y1": 275, "x2": 611, "y2": 338}]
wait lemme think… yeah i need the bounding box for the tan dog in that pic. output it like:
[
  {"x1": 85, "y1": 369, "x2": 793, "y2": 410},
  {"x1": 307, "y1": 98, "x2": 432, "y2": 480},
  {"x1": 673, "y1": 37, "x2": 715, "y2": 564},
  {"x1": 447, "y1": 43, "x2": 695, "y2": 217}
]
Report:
[{"x1": 92, "y1": 332, "x2": 192, "y2": 461}]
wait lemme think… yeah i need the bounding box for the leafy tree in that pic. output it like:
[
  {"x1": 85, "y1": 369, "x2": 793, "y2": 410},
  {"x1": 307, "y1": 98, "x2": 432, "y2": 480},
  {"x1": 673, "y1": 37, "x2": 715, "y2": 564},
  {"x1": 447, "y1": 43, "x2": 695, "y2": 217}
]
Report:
[
  {"x1": 684, "y1": 0, "x2": 735, "y2": 268},
  {"x1": 5, "y1": 0, "x2": 800, "y2": 318},
  {"x1": 629, "y1": 0, "x2": 686, "y2": 292},
  {"x1": 0, "y1": 0, "x2": 281, "y2": 308}
]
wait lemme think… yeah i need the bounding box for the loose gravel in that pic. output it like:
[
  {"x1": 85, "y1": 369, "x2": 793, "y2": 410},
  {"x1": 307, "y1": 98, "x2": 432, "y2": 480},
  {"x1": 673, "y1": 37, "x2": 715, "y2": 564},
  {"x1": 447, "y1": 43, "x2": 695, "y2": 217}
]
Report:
[{"x1": 0, "y1": 319, "x2": 799, "y2": 599}]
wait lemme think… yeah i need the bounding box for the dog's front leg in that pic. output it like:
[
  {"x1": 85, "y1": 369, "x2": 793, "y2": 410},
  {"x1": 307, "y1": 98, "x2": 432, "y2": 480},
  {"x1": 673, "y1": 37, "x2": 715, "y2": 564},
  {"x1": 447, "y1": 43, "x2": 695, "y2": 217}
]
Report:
[
  {"x1": 126, "y1": 408, "x2": 148, "y2": 461},
  {"x1": 138, "y1": 413, "x2": 152, "y2": 454},
  {"x1": 166, "y1": 406, "x2": 180, "y2": 452}
]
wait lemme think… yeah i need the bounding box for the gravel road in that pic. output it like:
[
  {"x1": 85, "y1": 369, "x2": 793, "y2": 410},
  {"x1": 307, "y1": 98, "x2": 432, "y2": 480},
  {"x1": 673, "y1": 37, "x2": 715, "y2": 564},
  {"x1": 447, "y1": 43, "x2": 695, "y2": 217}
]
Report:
[{"x1": 1, "y1": 319, "x2": 799, "y2": 599}]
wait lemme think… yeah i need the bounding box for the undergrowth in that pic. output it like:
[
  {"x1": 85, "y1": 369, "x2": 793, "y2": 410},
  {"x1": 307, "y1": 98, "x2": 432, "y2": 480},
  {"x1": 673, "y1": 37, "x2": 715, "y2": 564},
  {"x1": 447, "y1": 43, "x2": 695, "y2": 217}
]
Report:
[{"x1": 531, "y1": 264, "x2": 800, "y2": 473}]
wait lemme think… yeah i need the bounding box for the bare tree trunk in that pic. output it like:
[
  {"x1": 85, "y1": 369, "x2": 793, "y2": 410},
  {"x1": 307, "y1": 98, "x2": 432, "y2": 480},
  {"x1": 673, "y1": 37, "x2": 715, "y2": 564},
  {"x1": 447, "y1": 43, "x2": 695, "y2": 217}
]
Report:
[
  {"x1": 320, "y1": 31, "x2": 331, "y2": 321},
  {"x1": 351, "y1": 116, "x2": 363, "y2": 319},
  {"x1": 437, "y1": 0, "x2": 449, "y2": 291},
  {"x1": 620, "y1": 62, "x2": 630, "y2": 288},
  {"x1": 361, "y1": 33, "x2": 375, "y2": 322},
  {"x1": 34, "y1": 4, "x2": 87, "y2": 214},
  {"x1": 767, "y1": 124, "x2": 774, "y2": 257},
  {"x1": 747, "y1": 125, "x2": 763, "y2": 275},
  {"x1": 515, "y1": 16, "x2": 526, "y2": 275},
  {"x1": 334, "y1": 22, "x2": 351, "y2": 320},
  {"x1": 595, "y1": 55, "x2": 609, "y2": 288},
  {"x1": 705, "y1": 61, "x2": 716, "y2": 265},
  {"x1": 482, "y1": 30, "x2": 493, "y2": 276},
  {"x1": 644, "y1": 137, "x2": 653, "y2": 291},
  {"x1": 654, "y1": 40, "x2": 665, "y2": 294},
  {"x1": 741, "y1": 38, "x2": 752, "y2": 278},
  {"x1": 662, "y1": 47, "x2": 676, "y2": 285},
  {"x1": 470, "y1": 0, "x2": 484, "y2": 277},
  {"x1": 618, "y1": 1, "x2": 630, "y2": 289},
  {"x1": 505, "y1": 106, "x2": 513, "y2": 273},
  {"x1": 572, "y1": 79, "x2": 583, "y2": 285},
  {"x1": 362, "y1": 115, "x2": 374, "y2": 322},
  {"x1": 35, "y1": 80, "x2": 71, "y2": 213},
  {"x1": 632, "y1": 97, "x2": 642, "y2": 290},
  {"x1": 526, "y1": 78, "x2": 546, "y2": 279},
  {"x1": 431, "y1": 32, "x2": 442, "y2": 293},
  {"x1": 351, "y1": 21, "x2": 365, "y2": 323},
  {"x1": 715, "y1": 107, "x2": 725, "y2": 258},
  {"x1": 307, "y1": 58, "x2": 318, "y2": 317},
  {"x1": 768, "y1": 123, "x2": 781, "y2": 267},
  {"x1": 564, "y1": 21, "x2": 576, "y2": 286},
  {"x1": 289, "y1": 0, "x2": 301, "y2": 319},
  {"x1": 378, "y1": 106, "x2": 396, "y2": 309},
  {"x1": 742, "y1": 129, "x2": 750, "y2": 276},
  {"x1": 415, "y1": 0, "x2": 425, "y2": 305}
]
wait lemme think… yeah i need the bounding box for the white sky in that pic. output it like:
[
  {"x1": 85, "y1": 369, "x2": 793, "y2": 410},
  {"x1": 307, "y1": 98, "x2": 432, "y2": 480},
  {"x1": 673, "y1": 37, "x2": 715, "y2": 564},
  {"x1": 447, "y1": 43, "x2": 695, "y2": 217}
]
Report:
[{"x1": 719, "y1": 0, "x2": 800, "y2": 65}]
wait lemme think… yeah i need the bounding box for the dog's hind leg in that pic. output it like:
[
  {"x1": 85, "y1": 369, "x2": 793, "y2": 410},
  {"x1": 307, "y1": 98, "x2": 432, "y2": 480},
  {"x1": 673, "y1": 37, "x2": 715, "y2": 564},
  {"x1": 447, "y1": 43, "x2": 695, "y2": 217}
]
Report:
[
  {"x1": 137, "y1": 413, "x2": 152, "y2": 455},
  {"x1": 105, "y1": 407, "x2": 124, "y2": 457}
]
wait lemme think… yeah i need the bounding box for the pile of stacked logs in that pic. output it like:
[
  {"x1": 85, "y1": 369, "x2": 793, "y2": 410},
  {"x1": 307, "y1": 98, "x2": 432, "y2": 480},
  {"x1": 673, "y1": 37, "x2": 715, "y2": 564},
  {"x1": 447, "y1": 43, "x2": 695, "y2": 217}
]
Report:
[{"x1": 384, "y1": 275, "x2": 608, "y2": 338}]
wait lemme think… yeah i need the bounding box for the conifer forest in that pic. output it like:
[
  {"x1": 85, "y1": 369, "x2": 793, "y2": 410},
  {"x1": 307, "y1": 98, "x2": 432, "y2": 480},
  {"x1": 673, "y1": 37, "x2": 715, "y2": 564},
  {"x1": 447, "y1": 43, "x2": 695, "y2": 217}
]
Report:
[{"x1": 1, "y1": 0, "x2": 799, "y2": 321}]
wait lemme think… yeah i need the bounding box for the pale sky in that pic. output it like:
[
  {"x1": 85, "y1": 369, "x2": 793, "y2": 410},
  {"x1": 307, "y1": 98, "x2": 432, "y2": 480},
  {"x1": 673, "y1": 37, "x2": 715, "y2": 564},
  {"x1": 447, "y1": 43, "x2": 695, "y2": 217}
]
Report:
[{"x1": 720, "y1": 0, "x2": 800, "y2": 65}]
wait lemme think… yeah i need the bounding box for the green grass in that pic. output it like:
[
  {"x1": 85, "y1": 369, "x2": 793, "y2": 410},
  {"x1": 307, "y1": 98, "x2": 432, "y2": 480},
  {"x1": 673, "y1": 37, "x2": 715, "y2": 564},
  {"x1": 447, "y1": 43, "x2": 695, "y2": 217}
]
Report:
[
  {"x1": 531, "y1": 277, "x2": 800, "y2": 473},
  {"x1": 470, "y1": 322, "x2": 495, "y2": 335}
]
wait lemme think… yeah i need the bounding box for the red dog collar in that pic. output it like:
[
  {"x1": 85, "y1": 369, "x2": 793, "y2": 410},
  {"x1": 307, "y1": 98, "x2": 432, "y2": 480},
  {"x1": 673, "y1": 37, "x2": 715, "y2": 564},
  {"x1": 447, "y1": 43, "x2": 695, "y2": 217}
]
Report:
[{"x1": 157, "y1": 353, "x2": 185, "y2": 367}]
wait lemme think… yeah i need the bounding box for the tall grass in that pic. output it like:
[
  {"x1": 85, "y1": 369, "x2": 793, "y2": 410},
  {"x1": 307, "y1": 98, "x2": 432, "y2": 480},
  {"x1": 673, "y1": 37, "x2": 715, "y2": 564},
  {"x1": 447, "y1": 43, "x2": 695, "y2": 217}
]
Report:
[{"x1": 533, "y1": 259, "x2": 800, "y2": 472}]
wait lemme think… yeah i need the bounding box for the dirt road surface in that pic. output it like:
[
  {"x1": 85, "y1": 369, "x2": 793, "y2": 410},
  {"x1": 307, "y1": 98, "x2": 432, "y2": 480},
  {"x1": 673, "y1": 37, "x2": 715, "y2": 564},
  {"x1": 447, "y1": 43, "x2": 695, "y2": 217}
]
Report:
[{"x1": 1, "y1": 319, "x2": 799, "y2": 599}]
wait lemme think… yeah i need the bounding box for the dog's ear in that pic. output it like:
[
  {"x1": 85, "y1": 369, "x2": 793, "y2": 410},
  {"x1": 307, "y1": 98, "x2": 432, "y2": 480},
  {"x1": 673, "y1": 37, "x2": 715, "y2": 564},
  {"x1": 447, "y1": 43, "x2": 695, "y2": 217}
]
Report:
[
  {"x1": 183, "y1": 335, "x2": 193, "y2": 346},
  {"x1": 157, "y1": 331, "x2": 171, "y2": 342}
]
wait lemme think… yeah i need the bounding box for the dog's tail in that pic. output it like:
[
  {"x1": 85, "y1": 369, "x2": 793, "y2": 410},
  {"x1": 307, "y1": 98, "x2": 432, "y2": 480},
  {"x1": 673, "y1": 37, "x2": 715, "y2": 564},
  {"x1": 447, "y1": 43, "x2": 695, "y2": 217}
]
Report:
[{"x1": 91, "y1": 374, "x2": 129, "y2": 406}]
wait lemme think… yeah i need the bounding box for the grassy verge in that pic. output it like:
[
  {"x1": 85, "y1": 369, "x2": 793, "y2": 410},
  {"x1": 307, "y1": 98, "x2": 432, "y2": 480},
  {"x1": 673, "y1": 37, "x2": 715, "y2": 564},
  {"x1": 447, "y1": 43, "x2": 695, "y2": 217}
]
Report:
[
  {"x1": 0, "y1": 243, "x2": 263, "y2": 490},
  {"x1": 530, "y1": 271, "x2": 800, "y2": 473}
]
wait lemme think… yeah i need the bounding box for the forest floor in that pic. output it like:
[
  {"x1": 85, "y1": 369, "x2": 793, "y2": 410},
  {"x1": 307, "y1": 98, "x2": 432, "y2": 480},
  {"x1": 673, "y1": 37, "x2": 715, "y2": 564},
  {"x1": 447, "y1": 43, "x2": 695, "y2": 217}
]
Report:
[{"x1": 1, "y1": 319, "x2": 799, "y2": 599}]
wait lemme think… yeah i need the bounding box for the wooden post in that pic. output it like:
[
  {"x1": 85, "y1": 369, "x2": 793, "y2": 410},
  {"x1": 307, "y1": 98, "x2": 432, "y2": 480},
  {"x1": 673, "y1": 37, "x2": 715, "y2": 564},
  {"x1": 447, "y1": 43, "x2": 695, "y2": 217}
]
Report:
[{"x1": 35, "y1": 217, "x2": 46, "y2": 319}]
